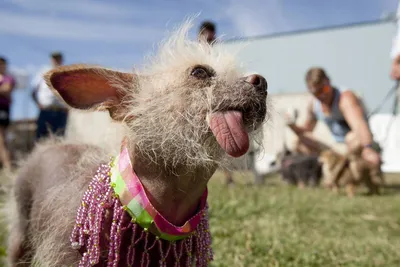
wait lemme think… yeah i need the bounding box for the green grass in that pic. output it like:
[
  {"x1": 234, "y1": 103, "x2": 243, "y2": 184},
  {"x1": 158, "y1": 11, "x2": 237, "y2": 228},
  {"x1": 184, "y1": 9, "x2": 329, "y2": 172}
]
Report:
[
  {"x1": 208, "y1": 171, "x2": 400, "y2": 267},
  {"x1": 1, "y1": 171, "x2": 400, "y2": 266}
]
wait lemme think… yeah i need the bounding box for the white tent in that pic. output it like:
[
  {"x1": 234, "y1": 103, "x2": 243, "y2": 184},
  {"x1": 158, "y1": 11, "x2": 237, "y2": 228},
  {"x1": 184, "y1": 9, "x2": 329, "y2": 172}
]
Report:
[{"x1": 369, "y1": 114, "x2": 400, "y2": 173}]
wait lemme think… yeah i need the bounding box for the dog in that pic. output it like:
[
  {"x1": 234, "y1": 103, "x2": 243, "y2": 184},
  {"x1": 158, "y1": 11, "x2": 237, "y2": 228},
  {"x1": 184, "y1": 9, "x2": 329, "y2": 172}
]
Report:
[
  {"x1": 318, "y1": 149, "x2": 383, "y2": 197},
  {"x1": 6, "y1": 20, "x2": 268, "y2": 267},
  {"x1": 278, "y1": 147, "x2": 322, "y2": 188}
]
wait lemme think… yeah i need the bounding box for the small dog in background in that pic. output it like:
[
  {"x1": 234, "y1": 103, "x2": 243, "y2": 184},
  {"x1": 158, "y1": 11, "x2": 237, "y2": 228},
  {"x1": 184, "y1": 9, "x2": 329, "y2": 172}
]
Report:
[
  {"x1": 278, "y1": 146, "x2": 322, "y2": 188},
  {"x1": 278, "y1": 109, "x2": 323, "y2": 188},
  {"x1": 319, "y1": 149, "x2": 356, "y2": 196},
  {"x1": 318, "y1": 146, "x2": 383, "y2": 197}
]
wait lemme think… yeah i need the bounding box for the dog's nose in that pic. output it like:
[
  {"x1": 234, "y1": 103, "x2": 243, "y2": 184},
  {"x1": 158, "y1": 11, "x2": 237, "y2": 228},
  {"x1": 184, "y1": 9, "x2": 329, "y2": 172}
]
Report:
[{"x1": 245, "y1": 74, "x2": 267, "y2": 92}]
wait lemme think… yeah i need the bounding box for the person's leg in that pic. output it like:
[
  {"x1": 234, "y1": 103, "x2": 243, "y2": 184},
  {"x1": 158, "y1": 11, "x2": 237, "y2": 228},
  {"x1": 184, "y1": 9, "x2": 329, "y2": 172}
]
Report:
[
  {"x1": 0, "y1": 107, "x2": 12, "y2": 169},
  {"x1": 46, "y1": 110, "x2": 68, "y2": 137},
  {"x1": 43, "y1": 110, "x2": 66, "y2": 138},
  {"x1": 325, "y1": 144, "x2": 349, "y2": 189},
  {"x1": 36, "y1": 110, "x2": 50, "y2": 140},
  {"x1": 55, "y1": 110, "x2": 68, "y2": 137},
  {"x1": 47, "y1": 110, "x2": 59, "y2": 136},
  {"x1": 0, "y1": 126, "x2": 11, "y2": 170}
]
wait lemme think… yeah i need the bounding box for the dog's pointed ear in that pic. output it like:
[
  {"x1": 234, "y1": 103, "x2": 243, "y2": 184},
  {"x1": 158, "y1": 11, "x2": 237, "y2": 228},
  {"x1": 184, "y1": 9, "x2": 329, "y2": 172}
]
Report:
[{"x1": 44, "y1": 64, "x2": 135, "y2": 121}]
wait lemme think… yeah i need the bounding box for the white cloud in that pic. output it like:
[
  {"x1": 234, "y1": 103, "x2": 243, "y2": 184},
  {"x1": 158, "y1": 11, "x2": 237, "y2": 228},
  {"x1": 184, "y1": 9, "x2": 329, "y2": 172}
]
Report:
[
  {"x1": 4, "y1": 0, "x2": 160, "y2": 20},
  {"x1": 224, "y1": 0, "x2": 289, "y2": 38},
  {"x1": 0, "y1": 0, "x2": 184, "y2": 44},
  {"x1": 0, "y1": 10, "x2": 162, "y2": 43}
]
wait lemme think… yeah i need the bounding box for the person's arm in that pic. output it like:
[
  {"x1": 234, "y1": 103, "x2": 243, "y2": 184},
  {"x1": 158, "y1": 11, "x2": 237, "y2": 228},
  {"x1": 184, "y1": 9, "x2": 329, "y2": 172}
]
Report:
[
  {"x1": 339, "y1": 91, "x2": 373, "y2": 148},
  {"x1": 31, "y1": 81, "x2": 43, "y2": 110},
  {"x1": 287, "y1": 100, "x2": 317, "y2": 136},
  {"x1": 31, "y1": 86, "x2": 42, "y2": 109},
  {"x1": 286, "y1": 101, "x2": 327, "y2": 153},
  {"x1": 339, "y1": 90, "x2": 381, "y2": 166},
  {"x1": 31, "y1": 73, "x2": 44, "y2": 109}
]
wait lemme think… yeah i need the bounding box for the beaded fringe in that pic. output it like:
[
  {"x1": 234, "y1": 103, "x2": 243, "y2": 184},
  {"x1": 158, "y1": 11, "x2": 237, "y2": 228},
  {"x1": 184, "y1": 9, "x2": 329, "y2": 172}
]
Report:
[{"x1": 70, "y1": 162, "x2": 213, "y2": 267}]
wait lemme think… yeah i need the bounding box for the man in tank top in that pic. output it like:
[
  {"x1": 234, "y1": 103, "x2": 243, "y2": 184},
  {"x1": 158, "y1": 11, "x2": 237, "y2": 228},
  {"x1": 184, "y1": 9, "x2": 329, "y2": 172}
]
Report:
[{"x1": 286, "y1": 67, "x2": 381, "y2": 168}]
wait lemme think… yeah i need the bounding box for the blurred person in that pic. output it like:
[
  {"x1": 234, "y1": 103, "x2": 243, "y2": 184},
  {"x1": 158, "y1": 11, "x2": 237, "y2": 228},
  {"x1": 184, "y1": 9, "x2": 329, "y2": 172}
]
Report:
[
  {"x1": 0, "y1": 57, "x2": 15, "y2": 169},
  {"x1": 32, "y1": 52, "x2": 69, "y2": 140},
  {"x1": 198, "y1": 20, "x2": 216, "y2": 44},
  {"x1": 390, "y1": 1, "x2": 400, "y2": 113},
  {"x1": 286, "y1": 67, "x2": 381, "y2": 168}
]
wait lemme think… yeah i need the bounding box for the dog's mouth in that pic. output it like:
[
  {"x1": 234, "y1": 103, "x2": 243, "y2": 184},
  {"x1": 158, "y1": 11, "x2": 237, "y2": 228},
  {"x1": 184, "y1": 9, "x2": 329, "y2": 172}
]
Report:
[
  {"x1": 206, "y1": 88, "x2": 267, "y2": 158},
  {"x1": 207, "y1": 110, "x2": 250, "y2": 158}
]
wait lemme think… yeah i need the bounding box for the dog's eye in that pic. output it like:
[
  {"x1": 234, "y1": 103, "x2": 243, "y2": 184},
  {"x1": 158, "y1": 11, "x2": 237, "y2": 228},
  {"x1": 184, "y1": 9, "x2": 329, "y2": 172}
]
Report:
[{"x1": 191, "y1": 67, "x2": 210, "y2": 79}]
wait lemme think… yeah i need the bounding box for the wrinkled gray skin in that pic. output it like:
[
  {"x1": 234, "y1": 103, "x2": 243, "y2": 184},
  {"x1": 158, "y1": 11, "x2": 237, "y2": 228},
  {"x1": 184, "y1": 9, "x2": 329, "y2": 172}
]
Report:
[{"x1": 7, "y1": 31, "x2": 268, "y2": 267}]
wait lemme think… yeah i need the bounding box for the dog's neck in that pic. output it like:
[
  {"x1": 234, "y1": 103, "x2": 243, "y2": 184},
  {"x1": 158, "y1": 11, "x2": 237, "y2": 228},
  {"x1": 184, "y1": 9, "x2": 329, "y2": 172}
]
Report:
[{"x1": 127, "y1": 145, "x2": 217, "y2": 226}]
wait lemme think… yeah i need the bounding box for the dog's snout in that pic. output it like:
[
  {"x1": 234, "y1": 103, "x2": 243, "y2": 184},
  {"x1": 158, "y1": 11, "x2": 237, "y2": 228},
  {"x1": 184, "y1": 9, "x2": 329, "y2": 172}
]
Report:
[
  {"x1": 245, "y1": 74, "x2": 261, "y2": 86},
  {"x1": 245, "y1": 74, "x2": 267, "y2": 91}
]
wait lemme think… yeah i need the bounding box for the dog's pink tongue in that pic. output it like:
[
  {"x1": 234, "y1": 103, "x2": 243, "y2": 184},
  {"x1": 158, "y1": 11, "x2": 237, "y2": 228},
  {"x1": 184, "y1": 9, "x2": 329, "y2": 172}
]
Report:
[{"x1": 209, "y1": 111, "x2": 249, "y2": 157}]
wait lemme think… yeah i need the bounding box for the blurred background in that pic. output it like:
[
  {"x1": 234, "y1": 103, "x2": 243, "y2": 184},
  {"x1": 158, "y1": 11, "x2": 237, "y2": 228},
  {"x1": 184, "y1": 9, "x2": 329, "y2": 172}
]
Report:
[{"x1": 2, "y1": 1, "x2": 400, "y2": 265}]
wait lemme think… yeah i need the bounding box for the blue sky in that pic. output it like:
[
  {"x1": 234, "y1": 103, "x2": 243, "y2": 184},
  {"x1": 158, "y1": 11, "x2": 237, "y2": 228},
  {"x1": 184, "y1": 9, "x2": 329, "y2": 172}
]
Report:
[{"x1": 0, "y1": 0, "x2": 398, "y2": 120}]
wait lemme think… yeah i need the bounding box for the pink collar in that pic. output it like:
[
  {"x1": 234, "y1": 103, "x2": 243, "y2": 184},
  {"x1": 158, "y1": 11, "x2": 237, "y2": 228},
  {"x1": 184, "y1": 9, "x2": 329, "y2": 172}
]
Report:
[{"x1": 110, "y1": 146, "x2": 208, "y2": 241}]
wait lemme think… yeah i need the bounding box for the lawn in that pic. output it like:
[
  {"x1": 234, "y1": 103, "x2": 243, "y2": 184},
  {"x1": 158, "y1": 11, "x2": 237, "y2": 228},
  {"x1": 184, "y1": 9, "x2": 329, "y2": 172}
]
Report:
[{"x1": 1, "y1": 171, "x2": 400, "y2": 267}]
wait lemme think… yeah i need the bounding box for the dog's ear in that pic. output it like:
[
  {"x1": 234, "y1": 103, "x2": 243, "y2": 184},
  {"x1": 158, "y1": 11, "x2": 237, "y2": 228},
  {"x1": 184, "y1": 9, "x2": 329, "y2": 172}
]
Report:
[{"x1": 44, "y1": 64, "x2": 135, "y2": 121}]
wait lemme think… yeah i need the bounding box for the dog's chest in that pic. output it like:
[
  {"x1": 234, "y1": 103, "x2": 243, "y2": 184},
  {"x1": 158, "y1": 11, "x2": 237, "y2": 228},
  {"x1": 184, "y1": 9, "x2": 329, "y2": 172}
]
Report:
[
  {"x1": 86, "y1": 211, "x2": 202, "y2": 267},
  {"x1": 71, "y1": 162, "x2": 213, "y2": 267}
]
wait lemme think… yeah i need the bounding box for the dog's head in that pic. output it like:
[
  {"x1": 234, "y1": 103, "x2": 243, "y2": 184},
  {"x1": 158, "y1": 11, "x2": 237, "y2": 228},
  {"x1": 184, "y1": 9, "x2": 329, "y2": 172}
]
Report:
[{"x1": 44, "y1": 20, "x2": 268, "y2": 169}]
